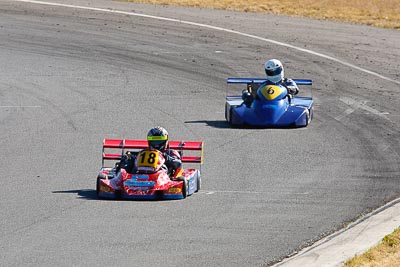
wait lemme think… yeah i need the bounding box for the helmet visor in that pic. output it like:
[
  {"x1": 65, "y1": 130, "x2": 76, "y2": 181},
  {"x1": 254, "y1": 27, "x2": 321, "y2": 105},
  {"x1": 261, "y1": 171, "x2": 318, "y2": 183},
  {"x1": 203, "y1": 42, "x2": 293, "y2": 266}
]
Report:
[
  {"x1": 265, "y1": 66, "x2": 283, "y2": 77},
  {"x1": 149, "y1": 141, "x2": 166, "y2": 150}
]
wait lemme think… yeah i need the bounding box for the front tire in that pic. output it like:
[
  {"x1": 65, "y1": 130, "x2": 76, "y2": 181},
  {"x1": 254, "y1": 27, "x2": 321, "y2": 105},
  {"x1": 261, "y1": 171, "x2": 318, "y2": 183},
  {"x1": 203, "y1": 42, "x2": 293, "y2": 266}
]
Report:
[
  {"x1": 195, "y1": 171, "x2": 201, "y2": 192},
  {"x1": 303, "y1": 108, "x2": 311, "y2": 127},
  {"x1": 96, "y1": 176, "x2": 102, "y2": 199},
  {"x1": 176, "y1": 177, "x2": 188, "y2": 198}
]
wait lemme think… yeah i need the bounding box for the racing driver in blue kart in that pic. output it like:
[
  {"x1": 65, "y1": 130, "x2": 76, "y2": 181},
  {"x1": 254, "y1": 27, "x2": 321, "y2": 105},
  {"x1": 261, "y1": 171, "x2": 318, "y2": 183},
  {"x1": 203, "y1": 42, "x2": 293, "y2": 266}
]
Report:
[
  {"x1": 241, "y1": 59, "x2": 300, "y2": 106},
  {"x1": 110, "y1": 126, "x2": 182, "y2": 189}
]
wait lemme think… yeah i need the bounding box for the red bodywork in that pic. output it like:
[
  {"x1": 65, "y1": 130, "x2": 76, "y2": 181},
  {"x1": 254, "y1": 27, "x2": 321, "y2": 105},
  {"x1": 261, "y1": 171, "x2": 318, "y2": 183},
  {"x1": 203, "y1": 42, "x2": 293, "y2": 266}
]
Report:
[{"x1": 96, "y1": 139, "x2": 204, "y2": 200}]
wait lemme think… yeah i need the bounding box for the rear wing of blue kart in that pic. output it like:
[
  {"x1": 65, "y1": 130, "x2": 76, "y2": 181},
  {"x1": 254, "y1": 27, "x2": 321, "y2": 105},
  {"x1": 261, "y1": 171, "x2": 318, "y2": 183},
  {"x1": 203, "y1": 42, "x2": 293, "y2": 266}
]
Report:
[
  {"x1": 227, "y1": 78, "x2": 312, "y2": 85},
  {"x1": 101, "y1": 139, "x2": 204, "y2": 171}
]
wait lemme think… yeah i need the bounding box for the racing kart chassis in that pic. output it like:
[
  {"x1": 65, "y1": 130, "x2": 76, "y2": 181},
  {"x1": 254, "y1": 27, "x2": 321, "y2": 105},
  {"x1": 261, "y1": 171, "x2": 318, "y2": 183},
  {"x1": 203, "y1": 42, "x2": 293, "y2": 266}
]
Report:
[
  {"x1": 225, "y1": 78, "x2": 314, "y2": 127},
  {"x1": 96, "y1": 139, "x2": 204, "y2": 200}
]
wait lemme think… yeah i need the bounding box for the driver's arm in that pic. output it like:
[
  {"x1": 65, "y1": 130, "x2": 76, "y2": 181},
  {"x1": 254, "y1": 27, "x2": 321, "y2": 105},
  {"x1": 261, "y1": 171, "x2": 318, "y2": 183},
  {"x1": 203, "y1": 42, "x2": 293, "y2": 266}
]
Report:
[
  {"x1": 284, "y1": 78, "x2": 299, "y2": 95},
  {"x1": 164, "y1": 149, "x2": 182, "y2": 170}
]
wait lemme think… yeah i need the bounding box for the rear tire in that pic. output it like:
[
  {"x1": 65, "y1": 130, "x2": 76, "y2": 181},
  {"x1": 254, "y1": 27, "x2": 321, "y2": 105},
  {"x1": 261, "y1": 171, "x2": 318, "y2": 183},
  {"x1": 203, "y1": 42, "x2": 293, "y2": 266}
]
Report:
[
  {"x1": 225, "y1": 103, "x2": 228, "y2": 121},
  {"x1": 225, "y1": 103, "x2": 236, "y2": 125}
]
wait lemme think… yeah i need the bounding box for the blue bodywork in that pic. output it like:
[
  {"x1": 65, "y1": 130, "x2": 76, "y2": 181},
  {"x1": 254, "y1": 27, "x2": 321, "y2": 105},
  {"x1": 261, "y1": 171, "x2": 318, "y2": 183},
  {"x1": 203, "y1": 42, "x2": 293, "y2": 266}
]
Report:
[{"x1": 225, "y1": 78, "x2": 314, "y2": 127}]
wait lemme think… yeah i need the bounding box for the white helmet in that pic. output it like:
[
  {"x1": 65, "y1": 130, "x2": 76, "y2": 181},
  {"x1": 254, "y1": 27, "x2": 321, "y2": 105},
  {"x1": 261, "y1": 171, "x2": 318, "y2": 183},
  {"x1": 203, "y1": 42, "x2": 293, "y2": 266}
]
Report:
[{"x1": 264, "y1": 59, "x2": 284, "y2": 83}]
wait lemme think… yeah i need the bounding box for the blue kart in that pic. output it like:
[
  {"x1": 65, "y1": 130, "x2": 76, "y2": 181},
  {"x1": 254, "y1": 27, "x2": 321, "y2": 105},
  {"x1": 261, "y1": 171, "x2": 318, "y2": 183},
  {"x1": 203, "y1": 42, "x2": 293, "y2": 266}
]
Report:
[{"x1": 225, "y1": 78, "x2": 314, "y2": 127}]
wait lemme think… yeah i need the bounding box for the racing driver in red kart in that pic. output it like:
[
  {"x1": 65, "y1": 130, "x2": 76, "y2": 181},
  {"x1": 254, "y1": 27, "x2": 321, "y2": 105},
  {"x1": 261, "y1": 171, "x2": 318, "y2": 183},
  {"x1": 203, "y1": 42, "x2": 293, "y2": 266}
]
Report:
[
  {"x1": 110, "y1": 126, "x2": 182, "y2": 190},
  {"x1": 241, "y1": 59, "x2": 300, "y2": 106}
]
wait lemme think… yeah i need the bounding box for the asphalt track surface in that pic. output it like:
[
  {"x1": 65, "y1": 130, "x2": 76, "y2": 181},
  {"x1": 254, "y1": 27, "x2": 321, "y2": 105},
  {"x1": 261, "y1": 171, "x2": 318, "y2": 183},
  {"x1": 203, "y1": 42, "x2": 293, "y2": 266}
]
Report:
[{"x1": 1, "y1": 1, "x2": 399, "y2": 266}]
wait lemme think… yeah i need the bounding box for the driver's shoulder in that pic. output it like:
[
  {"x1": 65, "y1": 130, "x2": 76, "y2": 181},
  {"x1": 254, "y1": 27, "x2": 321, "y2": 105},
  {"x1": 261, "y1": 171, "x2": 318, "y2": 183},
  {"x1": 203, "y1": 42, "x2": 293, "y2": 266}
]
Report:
[{"x1": 165, "y1": 149, "x2": 181, "y2": 158}]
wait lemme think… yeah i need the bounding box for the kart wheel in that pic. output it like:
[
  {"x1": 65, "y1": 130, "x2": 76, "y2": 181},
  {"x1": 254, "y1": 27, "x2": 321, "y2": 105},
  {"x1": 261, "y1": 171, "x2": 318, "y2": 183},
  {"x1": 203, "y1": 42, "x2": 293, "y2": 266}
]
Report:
[
  {"x1": 96, "y1": 176, "x2": 101, "y2": 199},
  {"x1": 195, "y1": 171, "x2": 201, "y2": 192},
  {"x1": 225, "y1": 103, "x2": 234, "y2": 125},
  {"x1": 225, "y1": 103, "x2": 233, "y2": 123},
  {"x1": 309, "y1": 107, "x2": 314, "y2": 122},
  {"x1": 183, "y1": 179, "x2": 188, "y2": 198},
  {"x1": 115, "y1": 190, "x2": 122, "y2": 200},
  {"x1": 229, "y1": 106, "x2": 234, "y2": 125},
  {"x1": 304, "y1": 109, "x2": 310, "y2": 127},
  {"x1": 156, "y1": 191, "x2": 163, "y2": 200},
  {"x1": 225, "y1": 103, "x2": 228, "y2": 121},
  {"x1": 176, "y1": 177, "x2": 188, "y2": 198}
]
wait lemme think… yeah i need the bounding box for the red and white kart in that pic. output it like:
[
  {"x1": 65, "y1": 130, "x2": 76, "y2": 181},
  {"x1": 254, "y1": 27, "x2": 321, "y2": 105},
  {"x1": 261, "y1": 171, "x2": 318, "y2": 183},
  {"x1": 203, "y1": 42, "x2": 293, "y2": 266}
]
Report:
[{"x1": 96, "y1": 139, "x2": 204, "y2": 200}]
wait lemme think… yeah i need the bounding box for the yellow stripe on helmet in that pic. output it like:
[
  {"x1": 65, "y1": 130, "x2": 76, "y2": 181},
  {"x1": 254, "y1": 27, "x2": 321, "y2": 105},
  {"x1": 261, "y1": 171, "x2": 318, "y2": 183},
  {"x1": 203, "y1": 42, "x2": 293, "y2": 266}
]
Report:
[{"x1": 147, "y1": 136, "x2": 168, "y2": 141}]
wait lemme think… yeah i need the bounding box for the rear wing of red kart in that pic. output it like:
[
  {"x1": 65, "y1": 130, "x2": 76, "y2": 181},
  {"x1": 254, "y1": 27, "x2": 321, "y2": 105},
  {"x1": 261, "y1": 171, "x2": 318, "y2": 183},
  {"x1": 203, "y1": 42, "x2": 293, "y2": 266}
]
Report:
[{"x1": 101, "y1": 139, "x2": 204, "y2": 170}]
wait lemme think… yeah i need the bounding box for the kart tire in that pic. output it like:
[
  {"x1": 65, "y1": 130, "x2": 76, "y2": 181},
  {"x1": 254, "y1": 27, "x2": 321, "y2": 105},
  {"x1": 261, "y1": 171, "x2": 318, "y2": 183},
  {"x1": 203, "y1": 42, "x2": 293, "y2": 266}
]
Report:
[
  {"x1": 176, "y1": 177, "x2": 188, "y2": 198},
  {"x1": 225, "y1": 103, "x2": 228, "y2": 121},
  {"x1": 195, "y1": 171, "x2": 201, "y2": 192},
  {"x1": 96, "y1": 176, "x2": 101, "y2": 199},
  {"x1": 304, "y1": 109, "x2": 310, "y2": 127},
  {"x1": 225, "y1": 103, "x2": 234, "y2": 125},
  {"x1": 309, "y1": 107, "x2": 314, "y2": 122},
  {"x1": 183, "y1": 178, "x2": 188, "y2": 198},
  {"x1": 156, "y1": 190, "x2": 164, "y2": 200}
]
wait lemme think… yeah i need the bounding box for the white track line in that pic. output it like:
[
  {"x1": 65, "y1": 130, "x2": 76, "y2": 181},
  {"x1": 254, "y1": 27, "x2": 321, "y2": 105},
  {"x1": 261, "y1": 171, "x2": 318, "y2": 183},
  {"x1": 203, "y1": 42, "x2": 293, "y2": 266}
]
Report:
[
  {"x1": 0, "y1": 105, "x2": 41, "y2": 108},
  {"x1": 14, "y1": 0, "x2": 400, "y2": 86},
  {"x1": 340, "y1": 97, "x2": 390, "y2": 119},
  {"x1": 203, "y1": 190, "x2": 309, "y2": 195}
]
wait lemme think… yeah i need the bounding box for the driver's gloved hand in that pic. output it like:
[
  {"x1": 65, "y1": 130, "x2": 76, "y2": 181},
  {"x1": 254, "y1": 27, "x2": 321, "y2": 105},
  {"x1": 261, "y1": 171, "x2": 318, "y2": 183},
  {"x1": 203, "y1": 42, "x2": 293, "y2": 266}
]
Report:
[
  {"x1": 163, "y1": 154, "x2": 171, "y2": 162},
  {"x1": 288, "y1": 87, "x2": 299, "y2": 95},
  {"x1": 241, "y1": 90, "x2": 253, "y2": 107}
]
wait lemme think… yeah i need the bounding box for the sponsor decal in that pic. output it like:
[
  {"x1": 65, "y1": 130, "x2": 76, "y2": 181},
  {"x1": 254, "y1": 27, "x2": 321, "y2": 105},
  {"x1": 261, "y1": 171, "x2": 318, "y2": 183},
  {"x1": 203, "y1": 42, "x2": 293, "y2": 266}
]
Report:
[
  {"x1": 137, "y1": 166, "x2": 155, "y2": 172},
  {"x1": 130, "y1": 186, "x2": 150, "y2": 191},
  {"x1": 132, "y1": 174, "x2": 149, "y2": 180},
  {"x1": 168, "y1": 188, "x2": 182, "y2": 193},
  {"x1": 147, "y1": 136, "x2": 167, "y2": 141},
  {"x1": 124, "y1": 180, "x2": 155, "y2": 187},
  {"x1": 261, "y1": 85, "x2": 284, "y2": 100},
  {"x1": 100, "y1": 185, "x2": 111, "y2": 192}
]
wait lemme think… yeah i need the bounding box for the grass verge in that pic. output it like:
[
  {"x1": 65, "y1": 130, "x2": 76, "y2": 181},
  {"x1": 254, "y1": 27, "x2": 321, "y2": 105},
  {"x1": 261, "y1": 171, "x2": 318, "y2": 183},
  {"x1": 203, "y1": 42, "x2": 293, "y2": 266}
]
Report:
[
  {"x1": 344, "y1": 228, "x2": 400, "y2": 267},
  {"x1": 120, "y1": 0, "x2": 400, "y2": 29}
]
